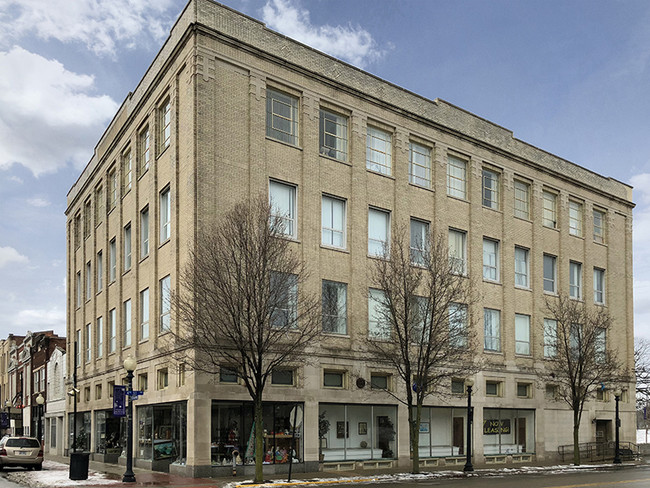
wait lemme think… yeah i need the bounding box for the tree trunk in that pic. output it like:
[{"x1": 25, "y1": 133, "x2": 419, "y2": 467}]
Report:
[
  {"x1": 410, "y1": 403, "x2": 422, "y2": 473},
  {"x1": 254, "y1": 397, "x2": 264, "y2": 482},
  {"x1": 573, "y1": 410, "x2": 580, "y2": 466}
]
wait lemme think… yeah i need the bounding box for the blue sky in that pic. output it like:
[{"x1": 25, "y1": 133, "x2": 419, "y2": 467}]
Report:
[{"x1": 1, "y1": 0, "x2": 650, "y2": 340}]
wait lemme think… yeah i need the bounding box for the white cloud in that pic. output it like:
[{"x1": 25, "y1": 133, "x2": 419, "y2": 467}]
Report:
[
  {"x1": 12, "y1": 306, "x2": 65, "y2": 329},
  {"x1": 27, "y1": 197, "x2": 50, "y2": 207},
  {"x1": 0, "y1": 246, "x2": 28, "y2": 268},
  {"x1": 0, "y1": 0, "x2": 177, "y2": 57},
  {"x1": 262, "y1": 0, "x2": 387, "y2": 69},
  {"x1": 0, "y1": 46, "x2": 119, "y2": 175}
]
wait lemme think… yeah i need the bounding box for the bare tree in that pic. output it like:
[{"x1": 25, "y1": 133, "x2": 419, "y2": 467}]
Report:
[
  {"x1": 541, "y1": 294, "x2": 621, "y2": 465},
  {"x1": 169, "y1": 196, "x2": 320, "y2": 482},
  {"x1": 363, "y1": 228, "x2": 479, "y2": 473},
  {"x1": 635, "y1": 338, "x2": 650, "y2": 412}
]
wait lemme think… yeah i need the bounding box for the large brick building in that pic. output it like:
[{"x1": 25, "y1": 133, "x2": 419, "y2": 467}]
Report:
[{"x1": 65, "y1": 0, "x2": 635, "y2": 477}]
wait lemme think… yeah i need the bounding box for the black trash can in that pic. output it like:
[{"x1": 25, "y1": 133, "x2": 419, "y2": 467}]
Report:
[{"x1": 69, "y1": 452, "x2": 90, "y2": 480}]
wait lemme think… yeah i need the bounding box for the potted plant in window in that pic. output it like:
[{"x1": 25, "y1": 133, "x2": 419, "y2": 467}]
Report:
[{"x1": 318, "y1": 411, "x2": 330, "y2": 462}]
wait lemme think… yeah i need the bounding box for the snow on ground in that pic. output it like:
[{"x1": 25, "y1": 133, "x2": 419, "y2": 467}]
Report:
[
  {"x1": 5, "y1": 460, "x2": 118, "y2": 487},
  {"x1": 221, "y1": 463, "x2": 620, "y2": 488}
]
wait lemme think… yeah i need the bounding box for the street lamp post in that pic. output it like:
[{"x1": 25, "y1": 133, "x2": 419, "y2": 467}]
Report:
[
  {"x1": 613, "y1": 388, "x2": 622, "y2": 464},
  {"x1": 35, "y1": 394, "x2": 44, "y2": 446},
  {"x1": 464, "y1": 378, "x2": 474, "y2": 472},
  {"x1": 4, "y1": 400, "x2": 11, "y2": 436},
  {"x1": 123, "y1": 356, "x2": 137, "y2": 483}
]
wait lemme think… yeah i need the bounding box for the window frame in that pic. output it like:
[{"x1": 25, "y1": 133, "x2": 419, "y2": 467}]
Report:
[
  {"x1": 322, "y1": 280, "x2": 347, "y2": 335},
  {"x1": 448, "y1": 228, "x2": 467, "y2": 275},
  {"x1": 366, "y1": 125, "x2": 392, "y2": 175},
  {"x1": 123, "y1": 223, "x2": 132, "y2": 271},
  {"x1": 323, "y1": 370, "x2": 346, "y2": 389},
  {"x1": 542, "y1": 190, "x2": 557, "y2": 228},
  {"x1": 569, "y1": 261, "x2": 582, "y2": 299},
  {"x1": 140, "y1": 287, "x2": 150, "y2": 341},
  {"x1": 447, "y1": 154, "x2": 467, "y2": 199},
  {"x1": 97, "y1": 316, "x2": 103, "y2": 359},
  {"x1": 123, "y1": 299, "x2": 132, "y2": 347},
  {"x1": 319, "y1": 108, "x2": 348, "y2": 161},
  {"x1": 514, "y1": 314, "x2": 531, "y2": 356},
  {"x1": 410, "y1": 218, "x2": 429, "y2": 266},
  {"x1": 482, "y1": 168, "x2": 499, "y2": 210},
  {"x1": 96, "y1": 251, "x2": 103, "y2": 293},
  {"x1": 140, "y1": 206, "x2": 149, "y2": 258},
  {"x1": 513, "y1": 179, "x2": 530, "y2": 220},
  {"x1": 544, "y1": 318, "x2": 557, "y2": 358},
  {"x1": 271, "y1": 368, "x2": 295, "y2": 386},
  {"x1": 482, "y1": 238, "x2": 500, "y2": 282},
  {"x1": 593, "y1": 208, "x2": 605, "y2": 243},
  {"x1": 543, "y1": 254, "x2": 557, "y2": 294},
  {"x1": 409, "y1": 141, "x2": 431, "y2": 188},
  {"x1": 368, "y1": 288, "x2": 390, "y2": 340},
  {"x1": 514, "y1": 246, "x2": 529, "y2": 288},
  {"x1": 160, "y1": 187, "x2": 171, "y2": 244},
  {"x1": 122, "y1": 147, "x2": 132, "y2": 195},
  {"x1": 269, "y1": 180, "x2": 297, "y2": 239},
  {"x1": 160, "y1": 275, "x2": 171, "y2": 333},
  {"x1": 483, "y1": 308, "x2": 501, "y2": 352},
  {"x1": 569, "y1": 200, "x2": 583, "y2": 237},
  {"x1": 139, "y1": 125, "x2": 151, "y2": 175},
  {"x1": 109, "y1": 238, "x2": 116, "y2": 283},
  {"x1": 266, "y1": 87, "x2": 299, "y2": 146},
  {"x1": 321, "y1": 194, "x2": 346, "y2": 249},
  {"x1": 109, "y1": 308, "x2": 116, "y2": 354},
  {"x1": 368, "y1": 207, "x2": 390, "y2": 257},
  {"x1": 158, "y1": 96, "x2": 171, "y2": 154},
  {"x1": 594, "y1": 267, "x2": 605, "y2": 304}
]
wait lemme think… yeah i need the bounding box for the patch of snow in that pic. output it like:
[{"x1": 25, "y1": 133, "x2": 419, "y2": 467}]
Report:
[{"x1": 5, "y1": 460, "x2": 118, "y2": 487}]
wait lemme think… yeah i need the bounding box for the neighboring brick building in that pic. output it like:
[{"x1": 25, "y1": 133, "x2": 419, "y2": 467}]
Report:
[{"x1": 65, "y1": 0, "x2": 635, "y2": 477}]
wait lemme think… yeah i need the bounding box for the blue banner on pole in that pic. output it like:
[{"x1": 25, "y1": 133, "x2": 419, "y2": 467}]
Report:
[
  {"x1": 113, "y1": 385, "x2": 127, "y2": 417},
  {"x1": 0, "y1": 412, "x2": 8, "y2": 429}
]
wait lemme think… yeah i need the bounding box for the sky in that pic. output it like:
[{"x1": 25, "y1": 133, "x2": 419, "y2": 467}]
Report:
[{"x1": 1, "y1": 0, "x2": 650, "y2": 340}]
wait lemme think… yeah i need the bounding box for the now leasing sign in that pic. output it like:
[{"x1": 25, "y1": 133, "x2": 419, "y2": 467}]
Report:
[{"x1": 483, "y1": 419, "x2": 511, "y2": 435}]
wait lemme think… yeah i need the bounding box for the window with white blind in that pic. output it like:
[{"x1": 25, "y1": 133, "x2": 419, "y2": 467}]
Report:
[
  {"x1": 321, "y1": 195, "x2": 345, "y2": 248},
  {"x1": 570, "y1": 261, "x2": 582, "y2": 299},
  {"x1": 160, "y1": 275, "x2": 171, "y2": 332},
  {"x1": 569, "y1": 200, "x2": 583, "y2": 237},
  {"x1": 160, "y1": 187, "x2": 171, "y2": 243},
  {"x1": 515, "y1": 314, "x2": 530, "y2": 355},
  {"x1": 123, "y1": 299, "x2": 132, "y2": 347},
  {"x1": 266, "y1": 88, "x2": 299, "y2": 145},
  {"x1": 366, "y1": 126, "x2": 392, "y2": 175},
  {"x1": 269, "y1": 180, "x2": 297, "y2": 238},
  {"x1": 322, "y1": 280, "x2": 347, "y2": 334},
  {"x1": 140, "y1": 288, "x2": 150, "y2": 340},
  {"x1": 368, "y1": 208, "x2": 390, "y2": 257},
  {"x1": 368, "y1": 289, "x2": 390, "y2": 340},
  {"x1": 483, "y1": 239, "x2": 499, "y2": 281},
  {"x1": 484, "y1": 308, "x2": 501, "y2": 352},
  {"x1": 410, "y1": 219, "x2": 429, "y2": 266},
  {"x1": 514, "y1": 247, "x2": 529, "y2": 288},
  {"x1": 448, "y1": 229, "x2": 467, "y2": 275},
  {"x1": 594, "y1": 268, "x2": 605, "y2": 304}
]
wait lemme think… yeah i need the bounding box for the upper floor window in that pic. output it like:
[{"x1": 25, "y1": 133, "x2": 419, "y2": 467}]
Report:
[
  {"x1": 514, "y1": 246, "x2": 529, "y2": 288},
  {"x1": 108, "y1": 167, "x2": 118, "y2": 211},
  {"x1": 410, "y1": 218, "x2": 429, "y2": 266},
  {"x1": 484, "y1": 308, "x2": 501, "y2": 352},
  {"x1": 109, "y1": 238, "x2": 116, "y2": 283},
  {"x1": 543, "y1": 190, "x2": 557, "y2": 228},
  {"x1": 140, "y1": 288, "x2": 150, "y2": 341},
  {"x1": 85, "y1": 261, "x2": 92, "y2": 300},
  {"x1": 75, "y1": 271, "x2": 81, "y2": 308},
  {"x1": 158, "y1": 96, "x2": 171, "y2": 153},
  {"x1": 266, "y1": 88, "x2": 299, "y2": 145},
  {"x1": 594, "y1": 268, "x2": 605, "y2": 304},
  {"x1": 447, "y1": 155, "x2": 467, "y2": 199},
  {"x1": 322, "y1": 280, "x2": 347, "y2": 335},
  {"x1": 448, "y1": 228, "x2": 467, "y2": 275},
  {"x1": 109, "y1": 308, "x2": 117, "y2": 353},
  {"x1": 271, "y1": 368, "x2": 295, "y2": 386},
  {"x1": 543, "y1": 318, "x2": 557, "y2": 357},
  {"x1": 160, "y1": 187, "x2": 171, "y2": 243},
  {"x1": 139, "y1": 126, "x2": 150, "y2": 175},
  {"x1": 123, "y1": 299, "x2": 132, "y2": 347},
  {"x1": 270, "y1": 272, "x2": 298, "y2": 329},
  {"x1": 368, "y1": 208, "x2": 390, "y2": 257},
  {"x1": 449, "y1": 302, "x2": 468, "y2": 348},
  {"x1": 569, "y1": 261, "x2": 582, "y2": 299},
  {"x1": 482, "y1": 168, "x2": 499, "y2": 209},
  {"x1": 140, "y1": 207, "x2": 149, "y2": 258},
  {"x1": 96, "y1": 251, "x2": 103, "y2": 293},
  {"x1": 515, "y1": 314, "x2": 531, "y2": 355},
  {"x1": 543, "y1": 254, "x2": 557, "y2": 293},
  {"x1": 123, "y1": 223, "x2": 132, "y2": 271},
  {"x1": 96, "y1": 316, "x2": 103, "y2": 359},
  {"x1": 595, "y1": 327, "x2": 606, "y2": 363},
  {"x1": 321, "y1": 195, "x2": 345, "y2": 248},
  {"x1": 368, "y1": 289, "x2": 390, "y2": 340},
  {"x1": 366, "y1": 126, "x2": 392, "y2": 175},
  {"x1": 95, "y1": 185, "x2": 104, "y2": 224},
  {"x1": 122, "y1": 148, "x2": 132, "y2": 194},
  {"x1": 319, "y1": 109, "x2": 347, "y2": 161},
  {"x1": 160, "y1": 275, "x2": 171, "y2": 332},
  {"x1": 569, "y1": 200, "x2": 583, "y2": 237},
  {"x1": 83, "y1": 199, "x2": 92, "y2": 238},
  {"x1": 269, "y1": 180, "x2": 297, "y2": 238},
  {"x1": 483, "y1": 238, "x2": 499, "y2": 282},
  {"x1": 513, "y1": 180, "x2": 530, "y2": 219},
  {"x1": 409, "y1": 142, "x2": 431, "y2": 188},
  {"x1": 593, "y1": 209, "x2": 605, "y2": 243}
]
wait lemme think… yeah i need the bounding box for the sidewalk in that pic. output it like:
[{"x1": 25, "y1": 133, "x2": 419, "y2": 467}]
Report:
[{"x1": 3, "y1": 455, "x2": 645, "y2": 488}]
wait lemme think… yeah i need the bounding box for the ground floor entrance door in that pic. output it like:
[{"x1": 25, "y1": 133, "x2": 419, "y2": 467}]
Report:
[{"x1": 453, "y1": 417, "x2": 464, "y2": 455}]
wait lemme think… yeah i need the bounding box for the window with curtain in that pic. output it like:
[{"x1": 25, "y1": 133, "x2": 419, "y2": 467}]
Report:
[
  {"x1": 515, "y1": 314, "x2": 530, "y2": 355},
  {"x1": 483, "y1": 239, "x2": 499, "y2": 281},
  {"x1": 368, "y1": 208, "x2": 389, "y2": 256},
  {"x1": 321, "y1": 195, "x2": 345, "y2": 248},
  {"x1": 409, "y1": 142, "x2": 431, "y2": 187},
  {"x1": 366, "y1": 126, "x2": 392, "y2": 175},
  {"x1": 514, "y1": 247, "x2": 529, "y2": 288},
  {"x1": 269, "y1": 180, "x2": 297, "y2": 238},
  {"x1": 484, "y1": 308, "x2": 501, "y2": 351},
  {"x1": 448, "y1": 229, "x2": 467, "y2": 275},
  {"x1": 319, "y1": 109, "x2": 348, "y2": 161}
]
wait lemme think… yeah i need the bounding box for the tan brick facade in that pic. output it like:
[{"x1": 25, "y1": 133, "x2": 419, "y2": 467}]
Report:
[{"x1": 66, "y1": 0, "x2": 634, "y2": 476}]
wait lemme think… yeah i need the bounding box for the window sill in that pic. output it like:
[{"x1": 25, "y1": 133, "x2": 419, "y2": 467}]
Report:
[
  {"x1": 569, "y1": 233, "x2": 585, "y2": 240},
  {"x1": 122, "y1": 188, "x2": 132, "y2": 199},
  {"x1": 513, "y1": 215, "x2": 532, "y2": 224},
  {"x1": 138, "y1": 167, "x2": 150, "y2": 181},
  {"x1": 159, "y1": 238, "x2": 171, "y2": 249},
  {"x1": 157, "y1": 144, "x2": 170, "y2": 159},
  {"x1": 543, "y1": 290, "x2": 558, "y2": 297},
  {"x1": 542, "y1": 225, "x2": 559, "y2": 232},
  {"x1": 482, "y1": 205, "x2": 501, "y2": 213},
  {"x1": 409, "y1": 182, "x2": 433, "y2": 193},
  {"x1": 319, "y1": 152, "x2": 350, "y2": 166},
  {"x1": 514, "y1": 286, "x2": 532, "y2": 292},
  {"x1": 594, "y1": 240, "x2": 607, "y2": 247},
  {"x1": 483, "y1": 279, "x2": 502, "y2": 285},
  {"x1": 366, "y1": 168, "x2": 394, "y2": 180},
  {"x1": 446, "y1": 194, "x2": 469, "y2": 204},
  {"x1": 320, "y1": 244, "x2": 349, "y2": 254},
  {"x1": 483, "y1": 350, "x2": 503, "y2": 356},
  {"x1": 139, "y1": 254, "x2": 150, "y2": 264},
  {"x1": 321, "y1": 332, "x2": 350, "y2": 338},
  {"x1": 123, "y1": 268, "x2": 132, "y2": 277},
  {"x1": 265, "y1": 136, "x2": 302, "y2": 151},
  {"x1": 139, "y1": 338, "x2": 150, "y2": 344}
]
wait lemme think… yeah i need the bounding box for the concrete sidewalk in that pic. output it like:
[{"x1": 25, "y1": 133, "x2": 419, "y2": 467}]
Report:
[{"x1": 6, "y1": 455, "x2": 644, "y2": 488}]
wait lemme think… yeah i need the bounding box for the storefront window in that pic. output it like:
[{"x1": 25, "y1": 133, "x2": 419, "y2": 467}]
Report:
[
  {"x1": 416, "y1": 407, "x2": 467, "y2": 458},
  {"x1": 136, "y1": 402, "x2": 187, "y2": 465},
  {"x1": 68, "y1": 412, "x2": 91, "y2": 451},
  {"x1": 95, "y1": 410, "x2": 126, "y2": 454},
  {"x1": 210, "y1": 402, "x2": 303, "y2": 465},
  {"x1": 482, "y1": 408, "x2": 535, "y2": 454},
  {"x1": 318, "y1": 403, "x2": 397, "y2": 461}
]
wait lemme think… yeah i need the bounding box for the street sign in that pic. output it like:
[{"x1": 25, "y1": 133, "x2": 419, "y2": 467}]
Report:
[
  {"x1": 113, "y1": 386, "x2": 126, "y2": 417},
  {"x1": 130, "y1": 390, "x2": 144, "y2": 396}
]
